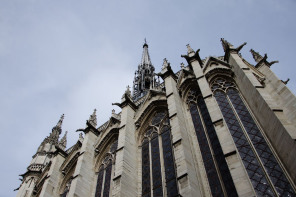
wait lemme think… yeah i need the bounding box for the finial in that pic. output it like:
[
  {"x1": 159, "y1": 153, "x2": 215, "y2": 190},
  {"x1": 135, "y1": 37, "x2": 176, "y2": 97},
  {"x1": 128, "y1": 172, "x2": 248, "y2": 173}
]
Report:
[
  {"x1": 180, "y1": 62, "x2": 185, "y2": 69},
  {"x1": 125, "y1": 85, "x2": 131, "y2": 96},
  {"x1": 51, "y1": 114, "x2": 64, "y2": 136},
  {"x1": 186, "y1": 44, "x2": 195, "y2": 54},
  {"x1": 89, "y1": 109, "x2": 97, "y2": 127},
  {"x1": 79, "y1": 133, "x2": 84, "y2": 142},
  {"x1": 112, "y1": 109, "x2": 115, "y2": 115},
  {"x1": 162, "y1": 58, "x2": 169, "y2": 70},
  {"x1": 221, "y1": 38, "x2": 234, "y2": 52},
  {"x1": 250, "y1": 49, "x2": 263, "y2": 63},
  {"x1": 143, "y1": 38, "x2": 148, "y2": 48},
  {"x1": 57, "y1": 114, "x2": 64, "y2": 128}
]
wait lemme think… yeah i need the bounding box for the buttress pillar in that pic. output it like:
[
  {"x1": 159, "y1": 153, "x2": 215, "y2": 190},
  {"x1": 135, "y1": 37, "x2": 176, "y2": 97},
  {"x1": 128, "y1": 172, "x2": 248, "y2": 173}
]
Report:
[
  {"x1": 159, "y1": 60, "x2": 202, "y2": 197},
  {"x1": 112, "y1": 93, "x2": 138, "y2": 197}
]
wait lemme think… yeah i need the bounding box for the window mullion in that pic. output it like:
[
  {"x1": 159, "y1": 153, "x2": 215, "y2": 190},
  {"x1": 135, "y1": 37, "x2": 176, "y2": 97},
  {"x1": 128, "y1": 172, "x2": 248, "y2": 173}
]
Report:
[
  {"x1": 226, "y1": 94, "x2": 278, "y2": 196},
  {"x1": 158, "y1": 130, "x2": 166, "y2": 196}
]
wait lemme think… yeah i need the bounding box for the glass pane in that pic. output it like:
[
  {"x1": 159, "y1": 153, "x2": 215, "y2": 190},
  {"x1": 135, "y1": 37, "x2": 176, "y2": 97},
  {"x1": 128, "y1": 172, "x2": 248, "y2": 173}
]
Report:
[
  {"x1": 142, "y1": 141, "x2": 151, "y2": 196},
  {"x1": 214, "y1": 90, "x2": 275, "y2": 196},
  {"x1": 151, "y1": 136, "x2": 163, "y2": 194},
  {"x1": 189, "y1": 103, "x2": 224, "y2": 197},
  {"x1": 227, "y1": 88, "x2": 296, "y2": 196},
  {"x1": 197, "y1": 96, "x2": 238, "y2": 197},
  {"x1": 161, "y1": 129, "x2": 178, "y2": 196},
  {"x1": 95, "y1": 168, "x2": 104, "y2": 197},
  {"x1": 102, "y1": 163, "x2": 112, "y2": 197}
]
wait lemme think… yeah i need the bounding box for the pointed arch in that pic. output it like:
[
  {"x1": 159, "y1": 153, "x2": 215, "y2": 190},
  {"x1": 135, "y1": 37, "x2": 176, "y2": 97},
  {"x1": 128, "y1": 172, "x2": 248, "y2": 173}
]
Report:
[
  {"x1": 140, "y1": 109, "x2": 179, "y2": 197},
  {"x1": 94, "y1": 134, "x2": 118, "y2": 197},
  {"x1": 185, "y1": 84, "x2": 238, "y2": 197}
]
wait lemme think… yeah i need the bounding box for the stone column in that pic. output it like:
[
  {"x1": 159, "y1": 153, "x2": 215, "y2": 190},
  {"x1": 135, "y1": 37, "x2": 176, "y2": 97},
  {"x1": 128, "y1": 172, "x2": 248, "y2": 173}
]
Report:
[
  {"x1": 39, "y1": 150, "x2": 66, "y2": 197},
  {"x1": 187, "y1": 49, "x2": 255, "y2": 196},
  {"x1": 112, "y1": 94, "x2": 138, "y2": 197},
  {"x1": 160, "y1": 62, "x2": 202, "y2": 197},
  {"x1": 67, "y1": 127, "x2": 97, "y2": 197}
]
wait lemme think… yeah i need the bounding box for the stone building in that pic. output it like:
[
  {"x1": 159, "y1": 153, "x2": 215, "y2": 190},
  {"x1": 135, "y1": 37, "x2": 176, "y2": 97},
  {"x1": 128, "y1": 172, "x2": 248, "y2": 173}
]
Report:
[{"x1": 16, "y1": 39, "x2": 296, "y2": 197}]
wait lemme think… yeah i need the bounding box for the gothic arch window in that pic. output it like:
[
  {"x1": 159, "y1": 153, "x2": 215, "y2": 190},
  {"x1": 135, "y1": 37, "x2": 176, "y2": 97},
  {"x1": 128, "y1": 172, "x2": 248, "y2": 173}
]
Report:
[
  {"x1": 95, "y1": 140, "x2": 118, "y2": 197},
  {"x1": 186, "y1": 87, "x2": 238, "y2": 197},
  {"x1": 141, "y1": 111, "x2": 178, "y2": 197},
  {"x1": 211, "y1": 76, "x2": 296, "y2": 196}
]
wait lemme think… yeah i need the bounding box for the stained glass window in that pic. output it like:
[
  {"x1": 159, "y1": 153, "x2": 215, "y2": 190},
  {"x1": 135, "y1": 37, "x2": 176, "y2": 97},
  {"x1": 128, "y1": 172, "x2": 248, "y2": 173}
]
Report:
[
  {"x1": 95, "y1": 140, "x2": 118, "y2": 197},
  {"x1": 141, "y1": 111, "x2": 178, "y2": 197},
  {"x1": 187, "y1": 88, "x2": 238, "y2": 197},
  {"x1": 211, "y1": 77, "x2": 296, "y2": 196}
]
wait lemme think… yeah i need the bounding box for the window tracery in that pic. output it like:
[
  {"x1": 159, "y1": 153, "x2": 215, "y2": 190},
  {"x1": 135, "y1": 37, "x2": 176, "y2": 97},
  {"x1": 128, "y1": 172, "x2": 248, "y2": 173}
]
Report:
[
  {"x1": 95, "y1": 140, "x2": 118, "y2": 197},
  {"x1": 211, "y1": 77, "x2": 296, "y2": 196},
  {"x1": 186, "y1": 87, "x2": 238, "y2": 197},
  {"x1": 141, "y1": 111, "x2": 178, "y2": 197}
]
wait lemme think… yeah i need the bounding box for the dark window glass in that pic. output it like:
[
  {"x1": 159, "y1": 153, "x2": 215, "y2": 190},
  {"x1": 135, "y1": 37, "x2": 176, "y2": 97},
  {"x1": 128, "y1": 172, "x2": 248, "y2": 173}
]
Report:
[
  {"x1": 95, "y1": 168, "x2": 104, "y2": 197},
  {"x1": 141, "y1": 111, "x2": 178, "y2": 197},
  {"x1": 189, "y1": 102, "x2": 224, "y2": 197},
  {"x1": 142, "y1": 139, "x2": 151, "y2": 197},
  {"x1": 102, "y1": 162, "x2": 112, "y2": 197},
  {"x1": 227, "y1": 88, "x2": 296, "y2": 196},
  {"x1": 197, "y1": 96, "x2": 238, "y2": 197},
  {"x1": 214, "y1": 90, "x2": 275, "y2": 196},
  {"x1": 161, "y1": 128, "x2": 178, "y2": 197},
  {"x1": 151, "y1": 135, "x2": 163, "y2": 196}
]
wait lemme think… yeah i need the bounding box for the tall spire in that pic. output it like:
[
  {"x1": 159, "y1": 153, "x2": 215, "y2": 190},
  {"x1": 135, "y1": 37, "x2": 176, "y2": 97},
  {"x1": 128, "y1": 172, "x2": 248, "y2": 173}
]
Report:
[
  {"x1": 132, "y1": 40, "x2": 158, "y2": 100},
  {"x1": 141, "y1": 39, "x2": 152, "y2": 66}
]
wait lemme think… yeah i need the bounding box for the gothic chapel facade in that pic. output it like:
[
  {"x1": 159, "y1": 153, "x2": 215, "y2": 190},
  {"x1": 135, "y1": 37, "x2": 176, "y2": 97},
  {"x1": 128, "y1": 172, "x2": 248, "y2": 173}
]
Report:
[{"x1": 16, "y1": 40, "x2": 296, "y2": 197}]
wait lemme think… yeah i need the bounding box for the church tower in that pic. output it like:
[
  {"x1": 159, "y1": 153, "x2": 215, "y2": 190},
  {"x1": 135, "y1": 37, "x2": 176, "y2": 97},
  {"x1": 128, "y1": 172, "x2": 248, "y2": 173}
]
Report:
[
  {"x1": 132, "y1": 39, "x2": 159, "y2": 100},
  {"x1": 16, "y1": 39, "x2": 296, "y2": 197}
]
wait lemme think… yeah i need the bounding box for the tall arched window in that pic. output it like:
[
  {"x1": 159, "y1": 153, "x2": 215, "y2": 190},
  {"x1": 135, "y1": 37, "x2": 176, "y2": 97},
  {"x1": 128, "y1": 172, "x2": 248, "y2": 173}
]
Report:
[
  {"x1": 186, "y1": 87, "x2": 238, "y2": 197},
  {"x1": 141, "y1": 111, "x2": 178, "y2": 197},
  {"x1": 211, "y1": 77, "x2": 296, "y2": 196},
  {"x1": 95, "y1": 140, "x2": 118, "y2": 197}
]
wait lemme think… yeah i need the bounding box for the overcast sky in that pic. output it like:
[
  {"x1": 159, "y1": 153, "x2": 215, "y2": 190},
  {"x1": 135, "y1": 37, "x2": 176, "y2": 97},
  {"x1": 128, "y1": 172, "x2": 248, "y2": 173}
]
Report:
[{"x1": 1, "y1": 0, "x2": 296, "y2": 196}]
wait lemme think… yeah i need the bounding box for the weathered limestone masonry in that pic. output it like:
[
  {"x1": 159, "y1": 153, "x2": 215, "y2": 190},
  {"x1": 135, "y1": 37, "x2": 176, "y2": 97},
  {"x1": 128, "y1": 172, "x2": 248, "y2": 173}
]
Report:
[
  {"x1": 16, "y1": 39, "x2": 296, "y2": 197},
  {"x1": 112, "y1": 93, "x2": 138, "y2": 197},
  {"x1": 159, "y1": 60, "x2": 202, "y2": 197},
  {"x1": 38, "y1": 151, "x2": 66, "y2": 197},
  {"x1": 68, "y1": 126, "x2": 97, "y2": 197}
]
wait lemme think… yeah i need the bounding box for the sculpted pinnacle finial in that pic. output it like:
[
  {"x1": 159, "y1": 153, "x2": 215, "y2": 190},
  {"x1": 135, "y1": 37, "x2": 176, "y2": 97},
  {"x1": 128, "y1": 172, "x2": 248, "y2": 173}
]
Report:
[
  {"x1": 162, "y1": 58, "x2": 169, "y2": 70},
  {"x1": 125, "y1": 85, "x2": 131, "y2": 96},
  {"x1": 186, "y1": 44, "x2": 195, "y2": 54},
  {"x1": 57, "y1": 114, "x2": 64, "y2": 128},
  {"x1": 89, "y1": 109, "x2": 97, "y2": 127}
]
